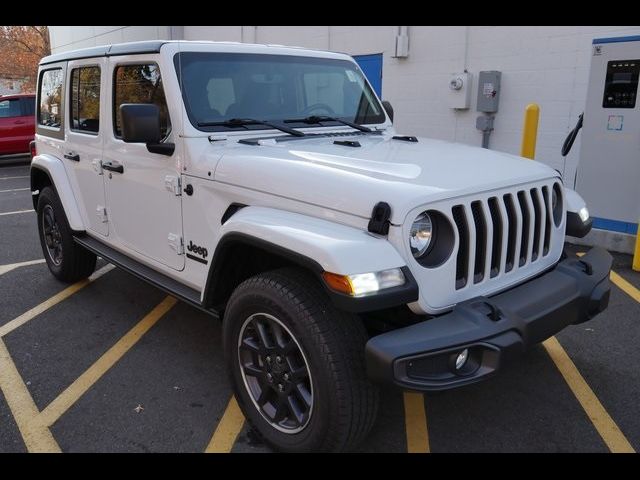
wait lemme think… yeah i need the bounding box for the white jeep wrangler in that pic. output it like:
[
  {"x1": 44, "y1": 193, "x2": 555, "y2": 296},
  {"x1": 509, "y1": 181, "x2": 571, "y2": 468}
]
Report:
[{"x1": 31, "y1": 40, "x2": 612, "y2": 452}]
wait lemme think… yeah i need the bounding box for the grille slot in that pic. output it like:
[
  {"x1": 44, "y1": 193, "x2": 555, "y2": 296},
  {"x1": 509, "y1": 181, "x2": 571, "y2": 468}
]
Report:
[
  {"x1": 541, "y1": 186, "x2": 552, "y2": 255},
  {"x1": 530, "y1": 188, "x2": 543, "y2": 261},
  {"x1": 488, "y1": 197, "x2": 502, "y2": 278},
  {"x1": 503, "y1": 194, "x2": 518, "y2": 273},
  {"x1": 471, "y1": 201, "x2": 487, "y2": 284},
  {"x1": 450, "y1": 182, "x2": 556, "y2": 290},
  {"x1": 517, "y1": 191, "x2": 530, "y2": 267},
  {"x1": 452, "y1": 205, "x2": 469, "y2": 289}
]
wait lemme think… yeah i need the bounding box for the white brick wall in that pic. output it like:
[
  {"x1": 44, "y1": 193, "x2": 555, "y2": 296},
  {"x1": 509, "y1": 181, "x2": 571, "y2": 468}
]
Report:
[{"x1": 47, "y1": 25, "x2": 640, "y2": 186}]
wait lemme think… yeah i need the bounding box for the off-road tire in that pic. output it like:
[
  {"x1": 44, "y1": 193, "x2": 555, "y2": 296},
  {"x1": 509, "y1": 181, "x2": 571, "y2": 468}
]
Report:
[
  {"x1": 223, "y1": 267, "x2": 379, "y2": 452},
  {"x1": 36, "y1": 186, "x2": 96, "y2": 282}
]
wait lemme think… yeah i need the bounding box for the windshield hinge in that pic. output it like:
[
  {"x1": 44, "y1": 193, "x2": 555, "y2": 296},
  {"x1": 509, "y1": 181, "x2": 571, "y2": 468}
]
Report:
[{"x1": 165, "y1": 175, "x2": 182, "y2": 196}]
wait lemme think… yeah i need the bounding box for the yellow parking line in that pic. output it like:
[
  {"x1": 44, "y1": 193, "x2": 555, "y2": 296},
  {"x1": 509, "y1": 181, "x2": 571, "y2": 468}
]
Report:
[
  {"x1": 610, "y1": 271, "x2": 640, "y2": 303},
  {"x1": 38, "y1": 296, "x2": 177, "y2": 428},
  {"x1": 0, "y1": 209, "x2": 34, "y2": 216},
  {"x1": 205, "y1": 396, "x2": 245, "y2": 453},
  {"x1": 0, "y1": 338, "x2": 61, "y2": 452},
  {"x1": 0, "y1": 258, "x2": 46, "y2": 276},
  {"x1": 403, "y1": 392, "x2": 430, "y2": 453},
  {"x1": 0, "y1": 264, "x2": 114, "y2": 338},
  {"x1": 543, "y1": 337, "x2": 635, "y2": 453}
]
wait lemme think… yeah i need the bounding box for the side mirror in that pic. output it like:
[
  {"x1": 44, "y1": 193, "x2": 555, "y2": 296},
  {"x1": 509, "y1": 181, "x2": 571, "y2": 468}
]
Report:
[
  {"x1": 382, "y1": 100, "x2": 394, "y2": 123},
  {"x1": 120, "y1": 104, "x2": 174, "y2": 156}
]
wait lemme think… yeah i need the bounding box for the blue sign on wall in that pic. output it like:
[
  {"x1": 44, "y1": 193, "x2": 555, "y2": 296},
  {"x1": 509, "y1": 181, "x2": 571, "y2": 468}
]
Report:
[{"x1": 353, "y1": 54, "x2": 383, "y2": 97}]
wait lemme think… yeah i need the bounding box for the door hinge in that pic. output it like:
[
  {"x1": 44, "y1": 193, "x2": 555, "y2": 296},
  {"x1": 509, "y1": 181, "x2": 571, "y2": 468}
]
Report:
[
  {"x1": 165, "y1": 175, "x2": 182, "y2": 196},
  {"x1": 168, "y1": 233, "x2": 184, "y2": 255},
  {"x1": 92, "y1": 159, "x2": 103, "y2": 175},
  {"x1": 96, "y1": 205, "x2": 108, "y2": 223}
]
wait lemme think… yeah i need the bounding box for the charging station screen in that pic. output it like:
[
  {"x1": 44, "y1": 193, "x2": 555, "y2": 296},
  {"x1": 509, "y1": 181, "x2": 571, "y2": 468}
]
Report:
[{"x1": 602, "y1": 60, "x2": 639, "y2": 108}]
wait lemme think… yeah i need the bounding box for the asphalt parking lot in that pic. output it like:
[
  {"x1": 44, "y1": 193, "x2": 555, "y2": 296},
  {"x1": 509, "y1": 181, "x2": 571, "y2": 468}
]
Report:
[{"x1": 1, "y1": 159, "x2": 639, "y2": 453}]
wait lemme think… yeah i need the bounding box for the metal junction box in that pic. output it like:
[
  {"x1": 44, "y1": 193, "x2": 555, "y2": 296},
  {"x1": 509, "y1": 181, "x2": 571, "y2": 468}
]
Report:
[
  {"x1": 476, "y1": 71, "x2": 501, "y2": 113},
  {"x1": 576, "y1": 36, "x2": 640, "y2": 235}
]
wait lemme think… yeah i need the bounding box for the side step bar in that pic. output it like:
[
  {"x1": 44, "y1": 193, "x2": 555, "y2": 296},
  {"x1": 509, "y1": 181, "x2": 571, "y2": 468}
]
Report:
[{"x1": 74, "y1": 235, "x2": 218, "y2": 318}]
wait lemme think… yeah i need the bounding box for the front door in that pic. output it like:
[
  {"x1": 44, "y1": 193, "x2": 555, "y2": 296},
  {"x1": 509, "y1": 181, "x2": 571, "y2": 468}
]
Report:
[
  {"x1": 103, "y1": 59, "x2": 184, "y2": 271},
  {"x1": 64, "y1": 58, "x2": 108, "y2": 236}
]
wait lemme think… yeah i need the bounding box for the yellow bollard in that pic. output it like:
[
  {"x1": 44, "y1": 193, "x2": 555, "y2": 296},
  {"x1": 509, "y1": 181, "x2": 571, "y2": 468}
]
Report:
[
  {"x1": 520, "y1": 103, "x2": 540, "y2": 160},
  {"x1": 633, "y1": 223, "x2": 640, "y2": 272}
]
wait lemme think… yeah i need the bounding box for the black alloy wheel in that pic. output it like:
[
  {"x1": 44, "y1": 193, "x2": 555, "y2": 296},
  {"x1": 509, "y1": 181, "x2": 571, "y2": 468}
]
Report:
[
  {"x1": 42, "y1": 204, "x2": 63, "y2": 265},
  {"x1": 238, "y1": 312, "x2": 313, "y2": 433}
]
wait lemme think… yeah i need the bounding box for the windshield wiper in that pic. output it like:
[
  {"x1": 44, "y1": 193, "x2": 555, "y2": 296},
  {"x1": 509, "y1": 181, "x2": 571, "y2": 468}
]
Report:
[
  {"x1": 197, "y1": 118, "x2": 305, "y2": 137},
  {"x1": 284, "y1": 115, "x2": 372, "y2": 133}
]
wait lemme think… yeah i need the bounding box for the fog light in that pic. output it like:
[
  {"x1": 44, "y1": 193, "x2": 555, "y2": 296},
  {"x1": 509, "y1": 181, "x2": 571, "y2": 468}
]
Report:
[{"x1": 455, "y1": 349, "x2": 469, "y2": 370}]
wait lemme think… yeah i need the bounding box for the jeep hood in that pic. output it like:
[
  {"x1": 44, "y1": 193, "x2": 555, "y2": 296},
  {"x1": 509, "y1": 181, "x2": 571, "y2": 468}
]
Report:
[{"x1": 214, "y1": 133, "x2": 559, "y2": 224}]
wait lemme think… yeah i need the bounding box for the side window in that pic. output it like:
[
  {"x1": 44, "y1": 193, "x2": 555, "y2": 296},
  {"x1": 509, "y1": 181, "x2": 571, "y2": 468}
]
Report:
[
  {"x1": 70, "y1": 66, "x2": 101, "y2": 133},
  {"x1": 0, "y1": 99, "x2": 21, "y2": 118},
  {"x1": 113, "y1": 64, "x2": 170, "y2": 138},
  {"x1": 38, "y1": 69, "x2": 64, "y2": 129},
  {"x1": 22, "y1": 97, "x2": 36, "y2": 116}
]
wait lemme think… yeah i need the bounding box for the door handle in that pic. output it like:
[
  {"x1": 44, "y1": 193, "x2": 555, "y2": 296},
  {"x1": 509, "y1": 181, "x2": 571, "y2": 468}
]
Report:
[
  {"x1": 102, "y1": 161, "x2": 124, "y2": 174},
  {"x1": 64, "y1": 153, "x2": 80, "y2": 162}
]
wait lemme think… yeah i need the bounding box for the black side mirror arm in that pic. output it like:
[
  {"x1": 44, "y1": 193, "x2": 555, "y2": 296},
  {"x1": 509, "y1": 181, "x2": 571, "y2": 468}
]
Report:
[{"x1": 382, "y1": 100, "x2": 394, "y2": 124}]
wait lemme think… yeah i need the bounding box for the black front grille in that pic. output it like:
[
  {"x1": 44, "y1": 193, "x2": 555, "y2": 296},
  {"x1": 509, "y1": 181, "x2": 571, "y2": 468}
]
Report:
[{"x1": 451, "y1": 184, "x2": 556, "y2": 289}]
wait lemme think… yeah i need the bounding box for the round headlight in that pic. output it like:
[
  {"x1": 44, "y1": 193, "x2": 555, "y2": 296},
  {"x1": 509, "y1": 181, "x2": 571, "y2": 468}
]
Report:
[{"x1": 410, "y1": 212, "x2": 433, "y2": 258}]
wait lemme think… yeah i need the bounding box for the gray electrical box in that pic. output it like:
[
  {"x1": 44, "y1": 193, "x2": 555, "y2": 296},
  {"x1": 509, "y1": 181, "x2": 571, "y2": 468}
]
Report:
[{"x1": 477, "y1": 71, "x2": 502, "y2": 113}]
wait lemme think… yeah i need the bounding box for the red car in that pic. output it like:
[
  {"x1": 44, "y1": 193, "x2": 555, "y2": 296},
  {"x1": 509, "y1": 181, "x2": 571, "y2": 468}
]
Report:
[{"x1": 0, "y1": 93, "x2": 36, "y2": 156}]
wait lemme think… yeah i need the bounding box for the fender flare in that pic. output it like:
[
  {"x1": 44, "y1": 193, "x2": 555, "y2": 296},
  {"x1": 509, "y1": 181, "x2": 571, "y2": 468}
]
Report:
[
  {"x1": 203, "y1": 206, "x2": 418, "y2": 313},
  {"x1": 564, "y1": 187, "x2": 592, "y2": 238},
  {"x1": 31, "y1": 154, "x2": 85, "y2": 232}
]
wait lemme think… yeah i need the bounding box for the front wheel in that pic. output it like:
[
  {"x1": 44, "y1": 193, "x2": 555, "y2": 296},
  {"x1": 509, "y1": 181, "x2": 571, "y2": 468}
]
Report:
[{"x1": 223, "y1": 267, "x2": 379, "y2": 452}]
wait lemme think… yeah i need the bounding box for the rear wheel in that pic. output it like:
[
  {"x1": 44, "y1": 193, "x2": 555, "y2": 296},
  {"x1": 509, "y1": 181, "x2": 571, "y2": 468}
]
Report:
[
  {"x1": 223, "y1": 267, "x2": 379, "y2": 452},
  {"x1": 37, "y1": 187, "x2": 96, "y2": 282}
]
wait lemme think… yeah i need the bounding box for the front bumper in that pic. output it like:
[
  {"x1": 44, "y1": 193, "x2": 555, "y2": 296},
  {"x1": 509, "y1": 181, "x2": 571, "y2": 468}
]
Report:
[{"x1": 365, "y1": 247, "x2": 612, "y2": 391}]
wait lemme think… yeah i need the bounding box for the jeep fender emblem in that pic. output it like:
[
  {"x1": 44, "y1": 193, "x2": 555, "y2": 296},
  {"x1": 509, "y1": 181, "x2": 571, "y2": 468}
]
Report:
[{"x1": 186, "y1": 240, "x2": 208, "y2": 264}]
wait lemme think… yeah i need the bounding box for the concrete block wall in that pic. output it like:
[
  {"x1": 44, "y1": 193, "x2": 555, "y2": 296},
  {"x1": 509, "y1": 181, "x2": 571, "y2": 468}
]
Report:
[{"x1": 48, "y1": 25, "x2": 640, "y2": 187}]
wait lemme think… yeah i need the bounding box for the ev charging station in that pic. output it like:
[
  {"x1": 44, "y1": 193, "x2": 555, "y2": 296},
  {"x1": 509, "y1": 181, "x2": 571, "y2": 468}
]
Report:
[{"x1": 576, "y1": 36, "x2": 640, "y2": 248}]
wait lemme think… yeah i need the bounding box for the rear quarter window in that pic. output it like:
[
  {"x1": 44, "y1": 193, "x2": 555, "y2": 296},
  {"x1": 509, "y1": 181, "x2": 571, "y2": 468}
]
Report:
[{"x1": 38, "y1": 68, "x2": 64, "y2": 130}]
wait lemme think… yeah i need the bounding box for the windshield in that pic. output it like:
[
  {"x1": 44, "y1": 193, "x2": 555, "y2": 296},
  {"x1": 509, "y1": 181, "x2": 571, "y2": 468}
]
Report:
[{"x1": 174, "y1": 52, "x2": 385, "y2": 132}]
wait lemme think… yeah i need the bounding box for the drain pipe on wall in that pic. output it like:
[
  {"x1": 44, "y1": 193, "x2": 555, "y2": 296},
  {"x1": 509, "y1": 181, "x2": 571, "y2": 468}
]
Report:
[{"x1": 476, "y1": 115, "x2": 494, "y2": 149}]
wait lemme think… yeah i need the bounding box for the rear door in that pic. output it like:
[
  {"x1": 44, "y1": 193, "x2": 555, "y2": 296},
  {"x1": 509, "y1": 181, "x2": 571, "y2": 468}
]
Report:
[
  {"x1": 63, "y1": 58, "x2": 108, "y2": 236},
  {"x1": 0, "y1": 97, "x2": 28, "y2": 154}
]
